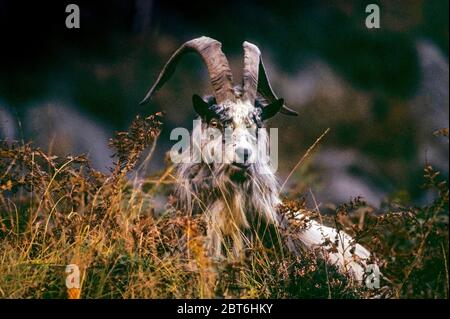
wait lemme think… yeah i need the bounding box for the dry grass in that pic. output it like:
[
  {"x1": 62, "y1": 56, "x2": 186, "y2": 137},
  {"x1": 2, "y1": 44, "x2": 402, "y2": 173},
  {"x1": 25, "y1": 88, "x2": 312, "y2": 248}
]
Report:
[{"x1": 0, "y1": 114, "x2": 448, "y2": 299}]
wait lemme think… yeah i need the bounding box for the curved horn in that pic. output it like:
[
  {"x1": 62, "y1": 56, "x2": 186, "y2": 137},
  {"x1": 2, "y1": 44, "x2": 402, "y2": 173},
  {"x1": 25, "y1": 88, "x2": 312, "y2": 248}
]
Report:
[
  {"x1": 242, "y1": 41, "x2": 298, "y2": 116},
  {"x1": 140, "y1": 36, "x2": 235, "y2": 105},
  {"x1": 242, "y1": 42, "x2": 260, "y2": 104}
]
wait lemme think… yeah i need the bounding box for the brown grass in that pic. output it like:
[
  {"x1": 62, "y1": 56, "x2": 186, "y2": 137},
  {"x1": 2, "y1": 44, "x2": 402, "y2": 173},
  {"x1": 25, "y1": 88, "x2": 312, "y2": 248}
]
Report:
[{"x1": 0, "y1": 114, "x2": 448, "y2": 299}]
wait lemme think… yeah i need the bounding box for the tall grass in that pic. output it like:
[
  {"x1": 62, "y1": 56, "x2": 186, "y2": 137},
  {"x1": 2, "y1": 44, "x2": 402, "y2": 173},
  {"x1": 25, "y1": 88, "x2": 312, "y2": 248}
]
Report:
[{"x1": 0, "y1": 114, "x2": 448, "y2": 298}]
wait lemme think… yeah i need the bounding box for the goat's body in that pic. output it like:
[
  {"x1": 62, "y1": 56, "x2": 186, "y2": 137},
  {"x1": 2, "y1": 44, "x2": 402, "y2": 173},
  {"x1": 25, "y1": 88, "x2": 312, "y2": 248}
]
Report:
[
  {"x1": 175, "y1": 115, "x2": 373, "y2": 282},
  {"x1": 143, "y1": 36, "x2": 377, "y2": 283},
  {"x1": 282, "y1": 211, "x2": 372, "y2": 281}
]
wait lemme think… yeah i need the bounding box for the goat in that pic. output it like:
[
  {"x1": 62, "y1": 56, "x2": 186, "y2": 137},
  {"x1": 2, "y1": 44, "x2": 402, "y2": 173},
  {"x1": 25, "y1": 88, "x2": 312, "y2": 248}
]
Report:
[{"x1": 140, "y1": 37, "x2": 378, "y2": 283}]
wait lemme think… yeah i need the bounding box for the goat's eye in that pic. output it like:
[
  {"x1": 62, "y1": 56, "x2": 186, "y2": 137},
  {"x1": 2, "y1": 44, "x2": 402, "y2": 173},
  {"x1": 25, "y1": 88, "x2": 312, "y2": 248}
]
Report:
[{"x1": 209, "y1": 119, "x2": 220, "y2": 128}]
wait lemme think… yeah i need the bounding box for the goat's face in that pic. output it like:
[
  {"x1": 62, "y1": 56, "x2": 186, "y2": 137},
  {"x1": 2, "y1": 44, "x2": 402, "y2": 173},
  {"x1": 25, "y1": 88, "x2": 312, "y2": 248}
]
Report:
[{"x1": 193, "y1": 96, "x2": 262, "y2": 171}]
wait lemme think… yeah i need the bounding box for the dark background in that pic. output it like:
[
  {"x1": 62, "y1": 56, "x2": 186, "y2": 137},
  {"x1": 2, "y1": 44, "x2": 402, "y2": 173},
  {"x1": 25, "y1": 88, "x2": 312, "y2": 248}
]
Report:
[{"x1": 0, "y1": 0, "x2": 448, "y2": 207}]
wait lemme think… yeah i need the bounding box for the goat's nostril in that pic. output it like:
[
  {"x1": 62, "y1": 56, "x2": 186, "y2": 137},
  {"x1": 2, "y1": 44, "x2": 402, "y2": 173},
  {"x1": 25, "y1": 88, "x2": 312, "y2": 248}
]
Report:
[{"x1": 236, "y1": 147, "x2": 252, "y2": 163}]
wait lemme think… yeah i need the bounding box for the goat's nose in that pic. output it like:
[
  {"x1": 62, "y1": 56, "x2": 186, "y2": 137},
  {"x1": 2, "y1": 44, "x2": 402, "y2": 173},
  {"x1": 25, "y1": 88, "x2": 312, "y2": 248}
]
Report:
[{"x1": 235, "y1": 147, "x2": 252, "y2": 163}]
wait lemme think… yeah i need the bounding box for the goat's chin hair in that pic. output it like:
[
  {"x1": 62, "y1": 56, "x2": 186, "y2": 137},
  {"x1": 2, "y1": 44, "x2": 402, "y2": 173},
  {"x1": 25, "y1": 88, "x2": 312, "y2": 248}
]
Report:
[{"x1": 174, "y1": 155, "x2": 280, "y2": 227}]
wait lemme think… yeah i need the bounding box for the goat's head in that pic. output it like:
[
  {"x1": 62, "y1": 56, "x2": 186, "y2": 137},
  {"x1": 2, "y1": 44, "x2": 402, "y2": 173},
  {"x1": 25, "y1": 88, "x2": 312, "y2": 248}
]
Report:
[{"x1": 141, "y1": 37, "x2": 297, "y2": 173}]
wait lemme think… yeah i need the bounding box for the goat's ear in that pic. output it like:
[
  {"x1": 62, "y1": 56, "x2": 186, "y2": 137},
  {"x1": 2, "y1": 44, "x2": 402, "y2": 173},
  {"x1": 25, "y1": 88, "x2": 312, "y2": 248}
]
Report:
[
  {"x1": 261, "y1": 98, "x2": 284, "y2": 120},
  {"x1": 192, "y1": 94, "x2": 210, "y2": 117}
]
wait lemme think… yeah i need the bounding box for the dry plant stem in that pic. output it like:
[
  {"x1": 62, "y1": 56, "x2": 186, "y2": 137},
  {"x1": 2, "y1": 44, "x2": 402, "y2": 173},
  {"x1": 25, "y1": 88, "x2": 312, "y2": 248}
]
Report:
[
  {"x1": 280, "y1": 128, "x2": 330, "y2": 192},
  {"x1": 309, "y1": 189, "x2": 332, "y2": 299}
]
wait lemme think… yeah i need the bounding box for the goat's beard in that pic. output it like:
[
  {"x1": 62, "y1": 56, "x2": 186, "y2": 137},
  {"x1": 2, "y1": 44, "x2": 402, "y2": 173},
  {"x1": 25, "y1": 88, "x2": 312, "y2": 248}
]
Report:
[
  {"x1": 174, "y1": 135, "x2": 280, "y2": 258},
  {"x1": 175, "y1": 160, "x2": 280, "y2": 222}
]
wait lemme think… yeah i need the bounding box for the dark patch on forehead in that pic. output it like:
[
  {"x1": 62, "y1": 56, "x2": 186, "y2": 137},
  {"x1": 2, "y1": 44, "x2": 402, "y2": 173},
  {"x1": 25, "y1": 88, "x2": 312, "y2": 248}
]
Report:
[
  {"x1": 252, "y1": 103, "x2": 264, "y2": 127},
  {"x1": 200, "y1": 95, "x2": 231, "y2": 123},
  {"x1": 210, "y1": 103, "x2": 233, "y2": 122}
]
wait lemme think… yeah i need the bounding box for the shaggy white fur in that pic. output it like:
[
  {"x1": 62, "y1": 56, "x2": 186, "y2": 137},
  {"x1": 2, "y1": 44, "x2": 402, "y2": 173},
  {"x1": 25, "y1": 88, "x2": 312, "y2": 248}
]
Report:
[
  {"x1": 174, "y1": 98, "x2": 378, "y2": 283},
  {"x1": 290, "y1": 212, "x2": 374, "y2": 282}
]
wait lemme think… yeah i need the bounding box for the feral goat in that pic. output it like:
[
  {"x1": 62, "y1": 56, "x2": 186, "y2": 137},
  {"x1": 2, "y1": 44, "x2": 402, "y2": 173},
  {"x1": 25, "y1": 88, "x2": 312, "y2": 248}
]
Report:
[{"x1": 141, "y1": 37, "x2": 378, "y2": 282}]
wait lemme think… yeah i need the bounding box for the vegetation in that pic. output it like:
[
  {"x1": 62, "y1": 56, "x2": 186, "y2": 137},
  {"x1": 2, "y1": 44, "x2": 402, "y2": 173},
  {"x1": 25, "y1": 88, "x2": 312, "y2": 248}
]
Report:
[{"x1": 0, "y1": 114, "x2": 448, "y2": 299}]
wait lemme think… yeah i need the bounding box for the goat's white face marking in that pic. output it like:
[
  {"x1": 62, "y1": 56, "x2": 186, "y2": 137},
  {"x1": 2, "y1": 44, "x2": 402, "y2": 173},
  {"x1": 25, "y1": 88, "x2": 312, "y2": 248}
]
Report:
[
  {"x1": 227, "y1": 99, "x2": 258, "y2": 167},
  {"x1": 227, "y1": 99, "x2": 256, "y2": 128}
]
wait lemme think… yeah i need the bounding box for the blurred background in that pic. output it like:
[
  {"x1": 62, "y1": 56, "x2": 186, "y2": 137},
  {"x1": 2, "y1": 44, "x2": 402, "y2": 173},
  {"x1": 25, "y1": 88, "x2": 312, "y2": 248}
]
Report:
[{"x1": 0, "y1": 0, "x2": 448, "y2": 207}]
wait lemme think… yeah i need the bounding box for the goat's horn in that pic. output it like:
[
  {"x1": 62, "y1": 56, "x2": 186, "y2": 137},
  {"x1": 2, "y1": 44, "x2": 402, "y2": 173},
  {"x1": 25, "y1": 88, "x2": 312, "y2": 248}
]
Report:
[
  {"x1": 242, "y1": 42, "x2": 260, "y2": 104},
  {"x1": 242, "y1": 41, "x2": 298, "y2": 116},
  {"x1": 140, "y1": 36, "x2": 236, "y2": 105}
]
